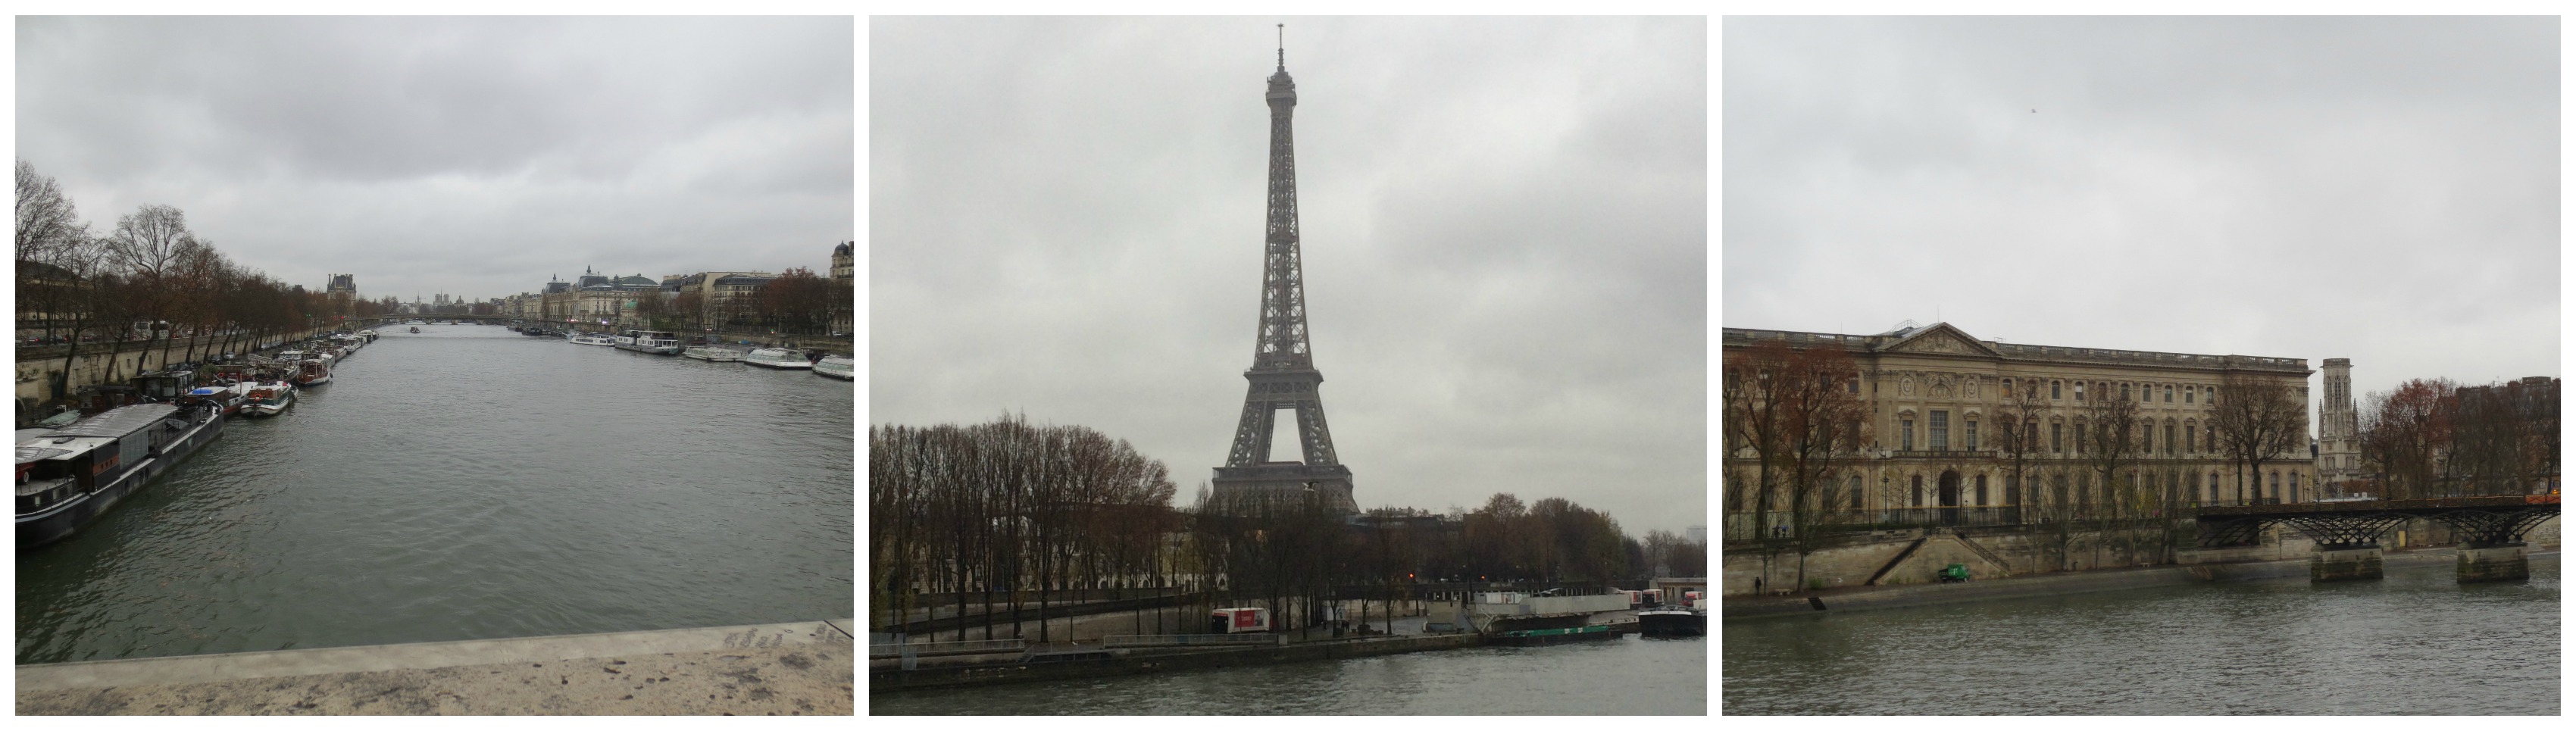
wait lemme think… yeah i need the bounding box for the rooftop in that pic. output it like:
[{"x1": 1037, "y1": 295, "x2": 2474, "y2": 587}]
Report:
[{"x1": 1721, "y1": 323, "x2": 2310, "y2": 373}]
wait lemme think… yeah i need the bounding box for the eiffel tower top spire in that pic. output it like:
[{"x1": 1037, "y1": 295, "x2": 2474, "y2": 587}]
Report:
[
  {"x1": 1253, "y1": 26, "x2": 1308, "y2": 372},
  {"x1": 1276, "y1": 23, "x2": 1285, "y2": 70}
]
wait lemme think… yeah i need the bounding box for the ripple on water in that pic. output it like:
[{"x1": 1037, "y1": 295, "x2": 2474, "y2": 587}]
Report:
[
  {"x1": 1723, "y1": 558, "x2": 2559, "y2": 715},
  {"x1": 17, "y1": 327, "x2": 853, "y2": 664}
]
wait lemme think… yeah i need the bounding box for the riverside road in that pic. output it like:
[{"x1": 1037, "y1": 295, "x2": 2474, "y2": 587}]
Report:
[{"x1": 16, "y1": 323, "x2": 853, "y2": 665}]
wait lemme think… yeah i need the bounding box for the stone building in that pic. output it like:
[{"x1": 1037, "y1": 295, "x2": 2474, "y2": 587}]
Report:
[
  {"x1": 324, "y1": 273, "x2": 357, "y2": 317},
  {"x1": 664, "y1": 270, "x2": 776, "y2": 328},
  {"x1": 1722, "y1": 322, "x2": 2319, "y2": 536}
]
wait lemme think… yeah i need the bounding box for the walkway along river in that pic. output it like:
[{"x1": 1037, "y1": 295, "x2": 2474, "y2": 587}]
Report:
[
  {"x1": 16, "y1": 323, "x2": 854, "y2": 665},
  {"x1": 1723, "y1": 552, "x2": 2558, "y2": 714}
]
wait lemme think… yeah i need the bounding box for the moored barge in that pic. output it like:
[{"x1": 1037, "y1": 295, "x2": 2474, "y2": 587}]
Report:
[{"x1": 17, "y1": 403, "x2": 226, "y2": 548}]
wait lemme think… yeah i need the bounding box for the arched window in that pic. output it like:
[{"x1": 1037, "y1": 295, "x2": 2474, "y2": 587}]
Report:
[
  {"x1": 2184, "y1": 424, "x2": 2195, "y2": 454},
  {"x1": 1911, "y1": 476, "x2": 1923, "y2": 507},
  {"x1": 2164, "y1": 385, "x2": 2174, "y2": 402},
  {"x1": 2074, "y1": 383, "x2": 2084, "y2": 401},
  {"x1": 2052, "y1": 380, "x2": 2062, "y2": 399},
  {"x1": 1849, "y1": 476, "x2": 1864, "y2": 510},
  {"x1": 1974, "y1": 474, "x2": 1988, "y2": 506},
  {"x1": 2165, "y1": 424, "x2": 2177, "y2": 455},
  {"x1": 2185, "y1": 387, "x2": 2194, "y2": 405},
  {"x1": 2121, "y1": 383, "x2": 2131, "y2": 401}
]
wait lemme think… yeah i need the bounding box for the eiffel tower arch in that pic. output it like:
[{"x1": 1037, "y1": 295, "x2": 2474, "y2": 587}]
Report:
[{"x1": 1211, "y1": 36, "x2": 1357, "y2": 516}]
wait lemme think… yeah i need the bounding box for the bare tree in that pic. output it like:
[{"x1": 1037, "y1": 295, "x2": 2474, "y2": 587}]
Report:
[
  {"x1": 2077, "y1": 381, "x2": 2144, "y2": 566},
  {"x1": 2360, "y1": 378, "x2": 2453, "y2": 500},
  {"x1": 1721, "y1": 340, "x2": 1790, "y2": 539},
  {"x1": 1774, "y1": 345, "x2": 1868, "y2": 592},
  {"x1": 1987, "y1": 378, "x2": 2052, "y2": 524},
  {"x1": 2209, "y1": 373, "x2": 2308, "y2": 506}
]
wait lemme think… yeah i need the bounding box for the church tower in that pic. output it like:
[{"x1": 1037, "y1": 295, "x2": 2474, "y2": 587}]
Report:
[{"x1": 2316, "y1": 358, "x2": 2364, "y2": 497}]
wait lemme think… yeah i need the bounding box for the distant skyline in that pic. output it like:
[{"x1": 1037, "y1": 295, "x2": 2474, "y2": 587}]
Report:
[
  {"x1": 1724, "y1": 17, "x2": 2558, "y2": 433},
  {"x1": 16, "y1": 16, "x2": 853, "y2": 303},
  {"x1": 871, "y1": 17, "x2": 1708, "y2": 534}
]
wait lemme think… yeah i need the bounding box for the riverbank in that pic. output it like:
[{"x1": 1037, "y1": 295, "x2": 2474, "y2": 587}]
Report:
[
  {"x1": 1724, "y1": 546, "x2": 2553, "y2": 620},
  {"x1": 872, "y1": 632, "x2": 1485, "y2": 693},
  {"x1": 17, "y1": 619, "x2": 854, "y2": 715}
]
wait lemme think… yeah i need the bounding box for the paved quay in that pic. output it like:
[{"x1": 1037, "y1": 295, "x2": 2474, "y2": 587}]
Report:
[{"x1": 17, "y1": 620, "x2": 855, "y2": 715}]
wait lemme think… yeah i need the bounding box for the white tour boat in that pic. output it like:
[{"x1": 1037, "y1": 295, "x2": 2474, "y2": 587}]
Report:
[
  {"x1": 813, "y1": 355, "x2": 854, "y2": 380},
  {"x1": 742, "y1": 348, "x2": 814, "y2": 370}
]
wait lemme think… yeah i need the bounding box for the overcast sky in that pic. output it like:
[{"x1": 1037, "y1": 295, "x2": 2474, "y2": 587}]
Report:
[
  {"x1": 871, "y1": 17, "x2": 1706, "y2": 535},
  {"x1": 1724, "y1": 17, "x2": 2559, "y2": 433},
  {"x1": 16, "y1": 16, "x2": 852, "y2": 303}
]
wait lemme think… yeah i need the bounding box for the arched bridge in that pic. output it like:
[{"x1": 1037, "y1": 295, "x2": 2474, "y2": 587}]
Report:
[{"x1": 2195, "y1": 495, "x2": 2559, "y2": 583}]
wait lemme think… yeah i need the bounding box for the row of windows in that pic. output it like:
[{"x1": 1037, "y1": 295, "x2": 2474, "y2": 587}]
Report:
[
  {"x1": 1896, "y1": 411, "x2": 2218, "y2": 454},
  {"x1": 1728, "y1": 470, "x2": 2310, "y2": 511},
  {"x1": 2007, "y1": 377, "x2": 2215, "y2": 406}
]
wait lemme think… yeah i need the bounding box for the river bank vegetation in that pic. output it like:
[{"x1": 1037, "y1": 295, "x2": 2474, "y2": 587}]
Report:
[
  {"x1": 869, "y1": 414, "x2": 1707, "y2": 641},
  {"x1": 17, "y1": 161, "x2": 396, "y2": 407}
]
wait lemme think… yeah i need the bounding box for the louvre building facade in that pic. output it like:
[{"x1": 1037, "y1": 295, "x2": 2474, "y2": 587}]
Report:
[{"x1": 1723, "y1": 323, "x2": 2319, "y2": 536}]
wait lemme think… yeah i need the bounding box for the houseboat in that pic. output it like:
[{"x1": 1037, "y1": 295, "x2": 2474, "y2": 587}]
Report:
[
  {"x1": 17, "y1": 402, "x2": 226, "y2": 548},
  {"x1": 239, "y1": 383, "x2": 295, "y2": 417},
  {"x1": 292, "y1": 359, "x2": 332, "y2": 387},
  {"x1": 682, "y1": 346, "x2": 747, "y2": 362},
  {"x1": 615, "y1": 330, "x2": 683, "y2": 355}
]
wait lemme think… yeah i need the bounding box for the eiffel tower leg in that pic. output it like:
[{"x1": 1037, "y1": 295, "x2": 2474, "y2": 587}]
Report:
[
  {"x1": 1295, "y1": 401, "x2": 1338, "y2": 466},
  {"x1": 1227, "y1": 400, "x2": 1274, "y2": 467}
]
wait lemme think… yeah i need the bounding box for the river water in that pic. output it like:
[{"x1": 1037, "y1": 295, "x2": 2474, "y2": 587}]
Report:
[
  {"x1": 1724, "y1": 554, "x2": 2559, "y2": 714},
  {"x1": 15, "y1": 323, "x2": 853, "y2": 664},
  {"x1": 870, "y1": 634, "x2": 1706, "y2": 714}
]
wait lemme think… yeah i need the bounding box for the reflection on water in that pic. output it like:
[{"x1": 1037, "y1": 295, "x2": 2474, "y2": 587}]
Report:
[
  {"x1": 1724, "y1": 555, "x2": 2559, "y2": 714},
  {"x1": 17, "y1": 325, "x2": 853, "y2": 664}
]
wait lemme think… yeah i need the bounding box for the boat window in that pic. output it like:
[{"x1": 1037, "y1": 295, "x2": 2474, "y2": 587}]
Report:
[{"x1": 27, "y1": 459, "x2": 77, "y2": 481}]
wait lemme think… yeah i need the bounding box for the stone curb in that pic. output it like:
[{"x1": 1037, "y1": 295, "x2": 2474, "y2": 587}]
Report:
[{"x1": 17, "y1": 619, "x2": 857, "y2": 692}]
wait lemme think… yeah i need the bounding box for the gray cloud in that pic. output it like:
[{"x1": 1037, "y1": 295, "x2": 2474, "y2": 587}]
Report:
[
  {"x1": 870, "y1": 17, "x2": 1705, "y2": 534},
  {"x1": 17, "y1": 16, "x2": 852, "y2": 301},
  {"x1": 1724, "y1": 17, "x2": 2557, "y2": 415}
]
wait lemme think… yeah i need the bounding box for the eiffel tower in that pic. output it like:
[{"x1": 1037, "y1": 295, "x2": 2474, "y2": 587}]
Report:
[{"x1": 1211, "y1": 30, "x2": 1357, "y2": 516}]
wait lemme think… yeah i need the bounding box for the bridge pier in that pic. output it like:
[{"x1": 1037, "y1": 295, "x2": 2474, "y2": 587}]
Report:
[
  {"x1": 2310, "y1": 544, "x2": 2384, "y2": 582},
  {"x1": 2456, "y1": 544, "x2": 2530, "y2": 583}
]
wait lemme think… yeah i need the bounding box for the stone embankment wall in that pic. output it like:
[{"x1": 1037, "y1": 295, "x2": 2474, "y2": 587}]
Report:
[
  {"x1": 14, "y1": 326, "x2": 345, "y2": 415},
  {"x1": 871, "y1": 633, "x2": 1481, "y2": 692},
  {"x1": 1723, "y1": 515, "x2": 2561, "y2": 597}
]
